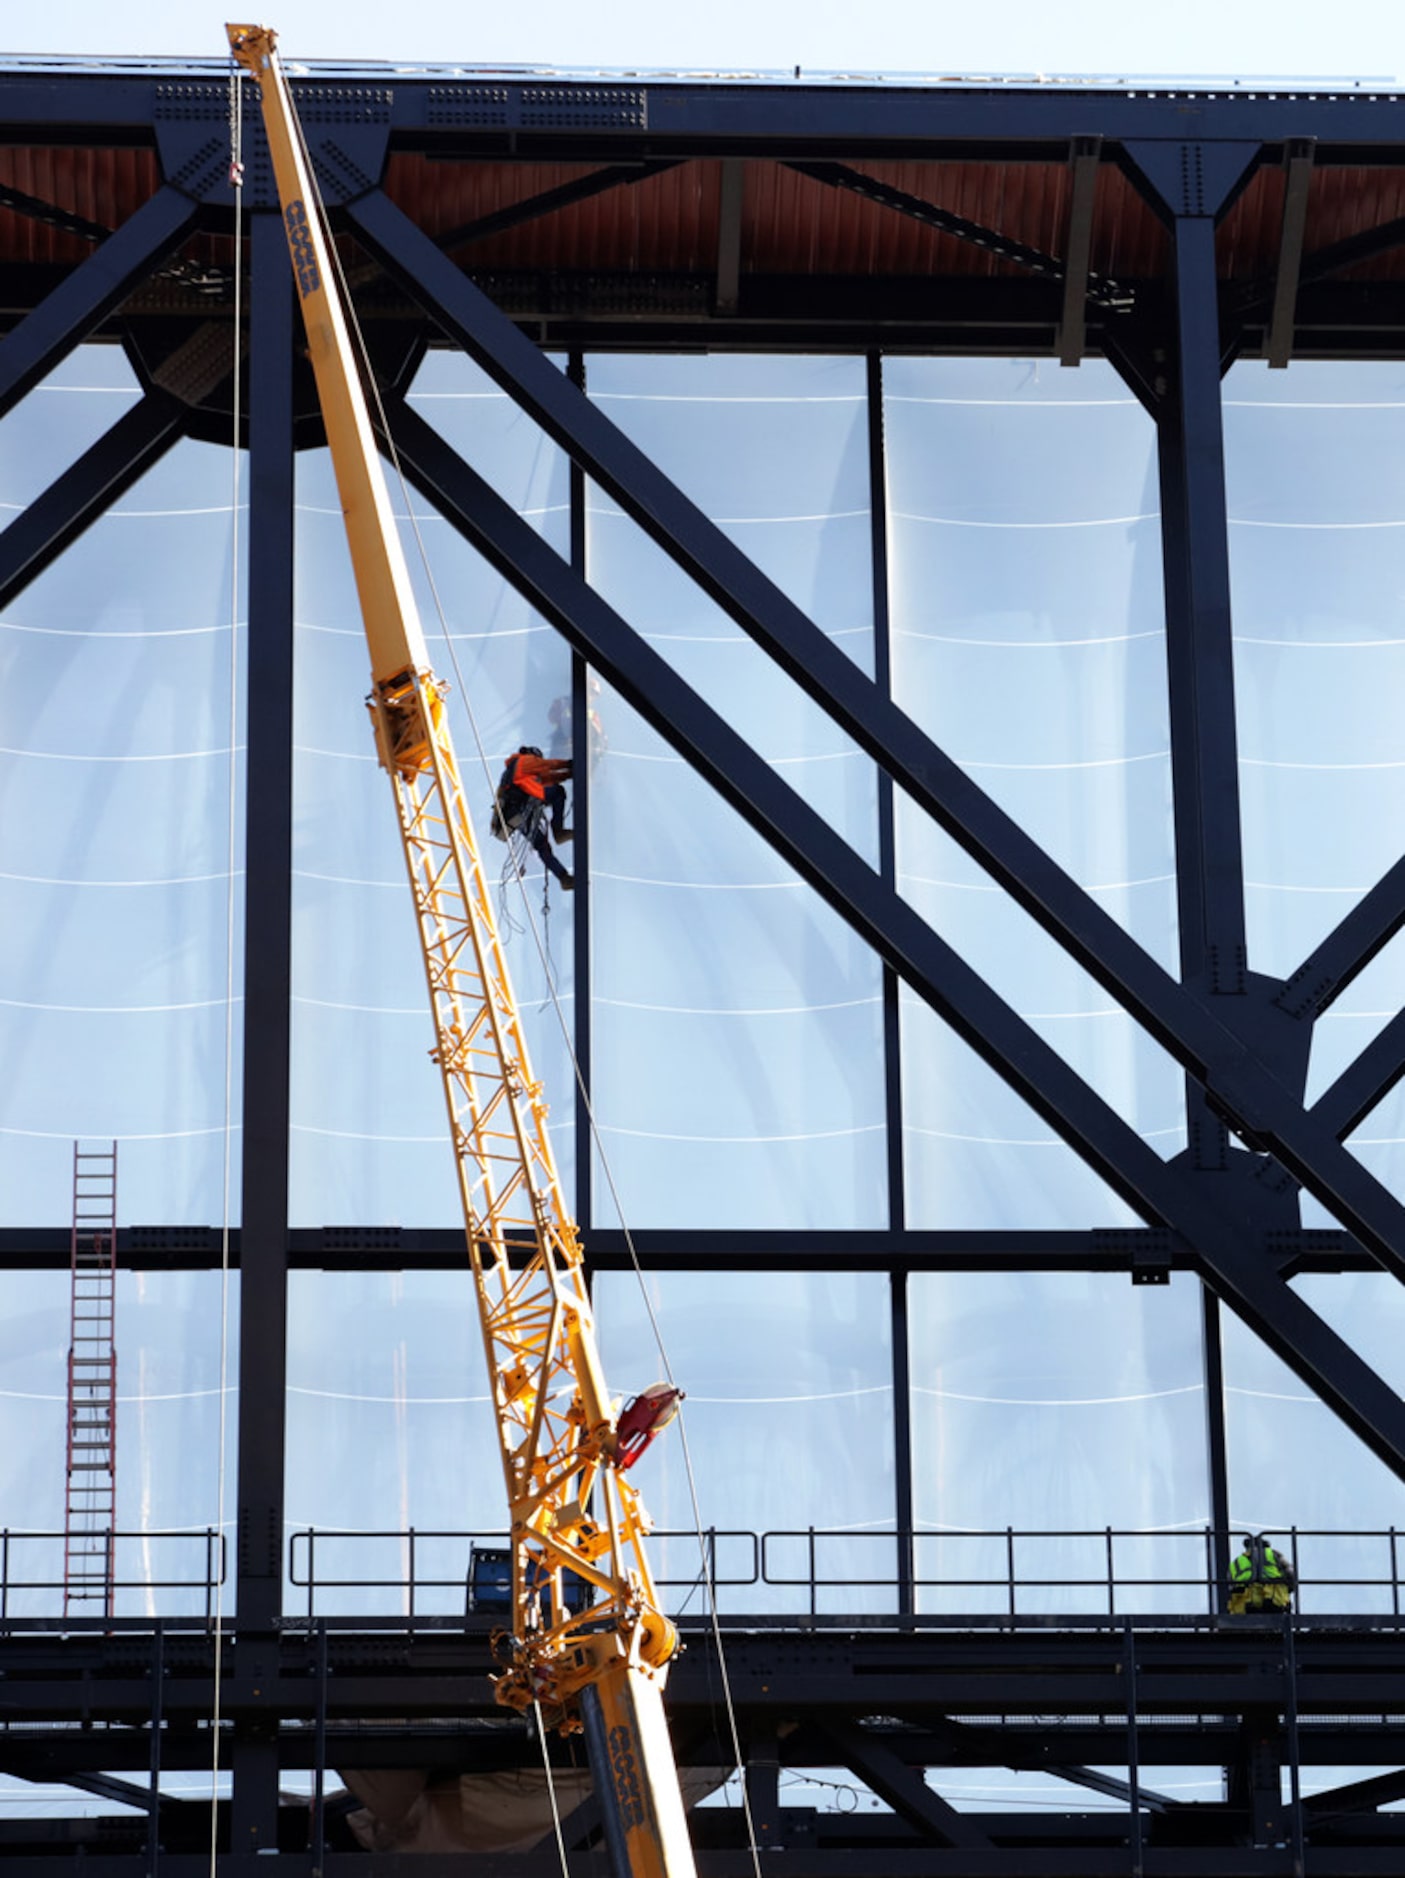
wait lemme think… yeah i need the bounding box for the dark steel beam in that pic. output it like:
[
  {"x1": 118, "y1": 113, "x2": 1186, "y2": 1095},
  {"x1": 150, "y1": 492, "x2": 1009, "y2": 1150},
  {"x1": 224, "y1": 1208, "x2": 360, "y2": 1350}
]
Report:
[
  {"x1": 1291, "y1": 213, "x2": 1405, "y2": 293},
  {"x1": 5, "y1": 1843, "x2": 1405, "y2": 1878},
  {"x1": 1, "y1": 1222, "x2": 1398, "y2": 1275},
  {"x1": 567, "y1": 350, "x2": 594, "y2": 1228},
  {"x1": 784, "y1": 158, "x2": 1132, "y2": 311},
  {"x1": 383, "y1": 393, "x2": 1405, "y2": 1479},
  {"x1": 868, "y1": 349, "x2": 913, "y2": 1607},
  {"x1": 0, "y1": 184, "x2": 197, "y2": 419},
  {"x1": 715, "y1": 158, "x2": 744, "y2": 312},
  {"x1": 1201, "y1": 1287, "x2": 1233, "y2": 1609},
  {"x1": 1057, "y1": 137, "x2": 1101, "y2": 365},
  {"x1": 10, "y1": 67, "x2": 1405, "y2": 150},
  {"x1": 1276, "y1": 851, "x2": 1405, "y2": 1021},
  {"x1": 1267, "y1": 141, "x2": 1316, "y2": 367},
  {"x1": 868, "y1": 349, "x2": 905, "y2": 1239},
  {"x1": 841, "y1": 1710, "x2": 1179, "y2": 1812},
  {"x1": 437, "y1": 160, "x2": 681, "y2": 252},
  {"x1": 822, "y1": 1721, "x2": 991, "y2": 1848},
  {"x1": 231, "y1": 210, "x2": 297, "y2": 1861},
  {"x1": 1311, "y1": 1008, "x2": 1405, "y2": 1142},
  {"x1": 0, "y1": 390, "x2": 184, "y2": 609},
  {"x1": 235, "y1": 211, "x2": 296, "y2": 1631},
  {"x1": 1157, "y1": 208, "x2": 1251, "y2": 999},
  {"x1": 0, "y1": 177, "x2": 110, "y2": 246},
  {"x1": 10, "y1": 269, "x2": 1405, "y2": 367},
  {"x1": 1306, "y1": 1765, "x2": 1405, "y2": 1819}
]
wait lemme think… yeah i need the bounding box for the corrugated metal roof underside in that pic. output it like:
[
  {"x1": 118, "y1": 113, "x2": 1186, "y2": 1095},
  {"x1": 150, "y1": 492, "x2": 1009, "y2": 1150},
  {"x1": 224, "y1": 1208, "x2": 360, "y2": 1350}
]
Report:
[{"x1": 6, "y1": 144, "x2": 1405, "y2": 297}]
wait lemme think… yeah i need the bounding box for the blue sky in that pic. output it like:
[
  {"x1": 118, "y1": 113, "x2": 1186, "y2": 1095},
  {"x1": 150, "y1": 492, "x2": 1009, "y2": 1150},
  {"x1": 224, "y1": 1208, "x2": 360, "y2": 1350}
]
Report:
[{"x1": 10, "y1": 0, "x2": 1403, "y2": 82}]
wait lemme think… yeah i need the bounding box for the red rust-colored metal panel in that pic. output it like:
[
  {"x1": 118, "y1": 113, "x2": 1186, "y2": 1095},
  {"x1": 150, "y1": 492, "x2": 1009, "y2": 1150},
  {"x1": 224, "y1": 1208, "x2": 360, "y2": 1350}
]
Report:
[
  {"x1": 0, "y1": 147, "x2": 163, "y2": 263},
  {"x1": 1218, "y1": 162, "x2": 1405, "y2": 284},
  {"x1": 6, "y1": 133, "x2": 1405, "y2": 301},
  {"x1": 381, "y1": 150, "x2": 1173, "y2": 285}
]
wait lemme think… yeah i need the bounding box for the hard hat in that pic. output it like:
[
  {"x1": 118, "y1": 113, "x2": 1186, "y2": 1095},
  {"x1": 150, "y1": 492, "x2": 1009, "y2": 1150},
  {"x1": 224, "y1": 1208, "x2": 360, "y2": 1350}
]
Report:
[{"x1": 519, "y1": 744, "x2": 543, "y2": 757}]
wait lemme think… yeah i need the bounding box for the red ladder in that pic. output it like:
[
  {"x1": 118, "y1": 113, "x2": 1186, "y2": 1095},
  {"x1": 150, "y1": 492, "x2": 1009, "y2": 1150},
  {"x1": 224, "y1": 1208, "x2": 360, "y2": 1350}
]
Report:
[{"x1": 64, "y1": 1141, "x2": 118, "y2": 1617}]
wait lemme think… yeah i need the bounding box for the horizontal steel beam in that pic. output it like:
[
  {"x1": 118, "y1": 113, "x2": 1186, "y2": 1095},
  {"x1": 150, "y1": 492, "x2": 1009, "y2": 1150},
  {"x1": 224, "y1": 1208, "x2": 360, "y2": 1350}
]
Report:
[
  {"x1": 0, "y1": 1223, "x2": 1384, "y2": 1274},
  {"x1": 8, "y1": 68, "x2": 1405, "y2": 152}
]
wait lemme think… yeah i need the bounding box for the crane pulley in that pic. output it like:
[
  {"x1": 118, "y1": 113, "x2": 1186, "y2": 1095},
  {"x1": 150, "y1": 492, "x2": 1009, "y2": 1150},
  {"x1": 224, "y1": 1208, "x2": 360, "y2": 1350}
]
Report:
[{"x1": 225, "y1": 25, "x2": 698, "y2": 1878}]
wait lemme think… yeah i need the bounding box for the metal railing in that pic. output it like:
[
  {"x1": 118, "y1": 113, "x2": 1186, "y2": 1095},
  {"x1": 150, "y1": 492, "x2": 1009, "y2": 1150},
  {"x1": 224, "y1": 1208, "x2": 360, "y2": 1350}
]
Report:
[
  {"x1": 287, "y1": 1527, "x2": 760, "y2": 1622},
  {"x1": 5, "y1": 1523, "x2": 1394, "y2": 1627},
  {"x1": 285, "y1": 1525, "x2": 1405, "y2": 1622},
  {"x1": 0, "y1": 1529, "x2": 225, "y2": 1622}
]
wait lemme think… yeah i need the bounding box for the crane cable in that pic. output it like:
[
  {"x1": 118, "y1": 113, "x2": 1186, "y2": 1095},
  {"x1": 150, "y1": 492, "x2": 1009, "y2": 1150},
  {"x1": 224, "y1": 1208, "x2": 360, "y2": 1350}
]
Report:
[
  {"x1": 209, "y1": 60, "x2": 245, "y2": 1875},
  {"x1": 292, "y1": 101, "x2": 762, "y2": 1878}
]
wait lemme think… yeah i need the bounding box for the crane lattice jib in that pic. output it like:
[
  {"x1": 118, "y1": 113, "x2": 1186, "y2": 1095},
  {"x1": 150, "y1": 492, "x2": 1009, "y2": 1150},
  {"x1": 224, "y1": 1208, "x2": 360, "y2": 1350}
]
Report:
[{"x1": 226, "y1": 22, "x2": 676, "y2": 1724}]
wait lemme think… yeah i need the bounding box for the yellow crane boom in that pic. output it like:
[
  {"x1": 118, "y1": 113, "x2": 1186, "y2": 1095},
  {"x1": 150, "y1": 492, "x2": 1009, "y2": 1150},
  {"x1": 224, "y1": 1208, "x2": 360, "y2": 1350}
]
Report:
[{"x1": 226, "y1": 26, "x2": 697, "y2": 1878}]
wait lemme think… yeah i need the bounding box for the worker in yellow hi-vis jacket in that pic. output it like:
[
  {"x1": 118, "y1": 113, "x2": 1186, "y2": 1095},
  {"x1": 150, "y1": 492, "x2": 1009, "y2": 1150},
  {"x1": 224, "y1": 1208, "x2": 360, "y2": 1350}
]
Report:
[{"x1": 1229, "y1": 1534, "x2": 1296, "y2": 1612}]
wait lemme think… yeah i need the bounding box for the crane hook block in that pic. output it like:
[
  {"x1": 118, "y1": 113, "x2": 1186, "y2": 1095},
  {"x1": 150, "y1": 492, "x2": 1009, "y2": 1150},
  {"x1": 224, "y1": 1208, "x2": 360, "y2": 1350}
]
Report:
[{"x1": 614, "y1": 1383, "x2": 685, "y2": 1471}]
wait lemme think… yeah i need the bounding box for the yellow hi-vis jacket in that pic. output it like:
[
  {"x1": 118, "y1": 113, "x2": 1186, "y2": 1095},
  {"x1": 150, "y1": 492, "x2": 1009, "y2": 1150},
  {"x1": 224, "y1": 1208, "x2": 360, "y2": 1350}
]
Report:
[{"x1": 1231, "y1": 1542, "x2": 1287, "y2": 1584}]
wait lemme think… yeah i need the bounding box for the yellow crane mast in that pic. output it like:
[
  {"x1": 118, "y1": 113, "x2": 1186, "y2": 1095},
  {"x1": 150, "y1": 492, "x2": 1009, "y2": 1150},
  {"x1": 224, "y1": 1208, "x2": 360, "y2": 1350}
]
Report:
[{"x1": 226, "y1": 27, "x2": 697, "y2": 1878}]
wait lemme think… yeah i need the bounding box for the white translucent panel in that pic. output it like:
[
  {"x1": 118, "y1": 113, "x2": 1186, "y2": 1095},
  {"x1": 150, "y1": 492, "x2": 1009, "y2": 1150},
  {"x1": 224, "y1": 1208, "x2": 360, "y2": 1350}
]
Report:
[
  {"x1": 1225, "y1": 361, "x2": 1405, "y2": 974},
  {"x1": 909, "y1": 1273, "x2": 1208, "y2": 1614},
  {"x1": 1, "y1": 425, "x2": 244, "y2": 1225},
  {"x1": 897, "y1": 810, "x2": 1184, "y2": 1220},
  {"x1": 0, "y1": 341, "x2": 140, "y2": 514},
  {"x1": 884, "y1": 357, "x2": 1179, "y2": 1220},
  {"x1": 289, "y1": 441, "x2": 576, "y2": 1226},
  {"x1": 1306, "y1": 927, "x2": 1405, "y2": 1107},
  {"x1": 409, "y1": 346, "x2": 572, "y2": 542},
  {"x1": 589, "y1": 353, "x2": 874, "y2": 645},
  {"x1": 579, "y1": 354, "x2": 884, "y2": 1231},
  {"x1": 1241, "y1": 764, "x2": 1405, "y2": 974},
  {"x1": 884, "y1": 356, "x2": 1170, "y2": 897},
  {"x1": 0, "y1": 1270, "x2": 236, "y2": 1616},
  {"x1": 891, "y1": 683, "x2": 1177, "y2": 971},
  {"x1": 589, "y1": 696, "x2": 886, "y2": 1230},
  {"x1": 585, "y1": 352, "x2": 878, "y2": 863},
  {"x1": 1221, "y1": 1277, "x2": 1405, "y2": 1613},
  {"x1": 597, "y1": 1270, "x2": 894, "y2": 1616},
  {"x1": 285, "y1": 1270, "x2": 502, "y2": 1618},
  {"x1": 1328, "y1": 1112, "x2": 1405, "y2": 1237},
  {"x1": 901, "y1": 990, "x2": 1177, "y2": 1230}
]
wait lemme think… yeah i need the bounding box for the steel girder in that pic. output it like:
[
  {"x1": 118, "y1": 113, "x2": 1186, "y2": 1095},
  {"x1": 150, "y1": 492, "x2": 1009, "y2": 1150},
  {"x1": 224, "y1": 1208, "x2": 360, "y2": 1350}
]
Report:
[
  {"x1": 0, "y1": 1619, "x2": 1403, "y2": 1869},
  {"x1": 3, "y1": 63, "x2": 1405, "y2": 150}
]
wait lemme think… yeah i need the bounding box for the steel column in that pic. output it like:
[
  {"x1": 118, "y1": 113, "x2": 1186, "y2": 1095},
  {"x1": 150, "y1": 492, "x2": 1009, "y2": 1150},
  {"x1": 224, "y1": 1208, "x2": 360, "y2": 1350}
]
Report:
[
  {"x1": 230, "y1": 210, "x2": 296, "y2": 1856},
  {"x1": 1200, "y1": 1287, "x2": 1232, "y2": 1607},
  {"x1": 568, "y1": 350, "x2": 594, "y2": 1229},
  {"x1": 1156, "y1": 210, "x2": 1250, "y2": 1005},
  {"x1": 868, "y1": 351, "x2": 913, "y2": 1607}
]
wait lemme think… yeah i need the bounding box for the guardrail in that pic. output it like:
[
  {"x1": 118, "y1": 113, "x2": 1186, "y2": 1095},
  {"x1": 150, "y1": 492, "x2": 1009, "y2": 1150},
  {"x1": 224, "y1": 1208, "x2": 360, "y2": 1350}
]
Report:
[
  {"x1": 0, "y1": 1529, "x2": 225, "y2": 1621},
  {"x1": 285, "y1": 1526, "x2": 1405, "y2": 1622},
  {"x1": 5, "y1": 1526, "x2": 1395, "y2": 1623}
]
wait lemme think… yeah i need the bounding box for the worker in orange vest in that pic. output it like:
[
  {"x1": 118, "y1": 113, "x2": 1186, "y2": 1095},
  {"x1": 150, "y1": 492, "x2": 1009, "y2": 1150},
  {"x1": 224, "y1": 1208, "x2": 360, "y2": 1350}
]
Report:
[{"x1": 492, "y1": 746, "x2": 574, "y2": 890}]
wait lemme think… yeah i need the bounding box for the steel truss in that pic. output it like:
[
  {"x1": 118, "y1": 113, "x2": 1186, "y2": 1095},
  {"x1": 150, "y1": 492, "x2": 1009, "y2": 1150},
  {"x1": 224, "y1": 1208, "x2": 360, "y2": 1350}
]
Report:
[
  {"x1": 4, "y1": 59, "x2": 1405, "y2": 1869},
  {"x1": 0, "y1": 1616, "x2": 1402, "y2": 1870}
]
